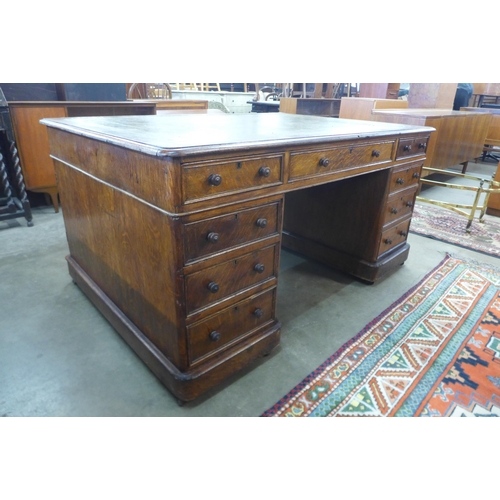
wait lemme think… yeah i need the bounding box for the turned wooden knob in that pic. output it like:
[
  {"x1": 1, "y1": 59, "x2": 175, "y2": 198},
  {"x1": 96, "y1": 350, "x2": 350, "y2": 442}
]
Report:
[
  {"x1": 404, "y1": 144, "x2": 412, "y2": 152},
  {"x1": 207, "y1": 282, "x2": 219, "y2": 293},
  {"x1": 372, "y1": 150, "x2": 380, "y2": 157},
  {"x1": 254, "y1": 263, "x2": 265, "y2": 273},
  {"x1": 256, "y1": 218, "x2": 268, "y2": 228},
  {"x1": 412, "y1": 172, "x2": 420, "y2": 179},
  {"x1": 206, "y1": 232, "x2": 219, "y2": 243},
  {"x1": 253, "y1": 308, "x2": 264, "y2": 318},
  {"x1": 400, "y1": 231, "x2": 408, "y2": 237},
  {"x1": 391, "y1": 208, "x2": 398, "y2": 214},
  {"x1": 209, "y1": 331, "x2": 221, "y2": 342},
  {"x1": 258, "y1": 166, "x2": 271, "y2": 177},
  {"x1": 406, "y1": 201, "x2": 413, "y2": 207},
  {"x1": 319, "y1": 158, "x2": 329, "y2": 167},
  {"x1": 418, "y1": 142, "x2": 427, "y2": 149},
  {"x1": 396, "y1": 178, "x2": 404, "y2": 184},
  {"x1": 208, "y1": 173, "x2": 222, "y2": 186},
  {"x1": 385, "y1": 238, "x2": 392, "y2": 244}
]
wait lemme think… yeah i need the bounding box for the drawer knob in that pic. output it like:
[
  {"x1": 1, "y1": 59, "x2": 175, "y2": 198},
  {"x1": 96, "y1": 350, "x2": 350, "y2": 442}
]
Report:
[
  {"x1": 406, "y1": 201, "x2": 413, "y2": 208},
  {"x1": 256, "y1": 218, "x2": 268, "y2": 228},
  {"x1": 391, "y1": 208, "x2": 398, "y2": 214},
  {"x1": 206, "y1": 232, "x2": 219, "y2": 243},
  {"x1": 209, "y1": 331, "x2": 221, "y2": 342},
  {"x1": 253, "y1": 308, "x2": 264, "y2": 318},
  {"x1": 319, "y1": 157, "x2": 330, "y2": 167},
  {"x1": 384, "y1": 238, "x2": 392, "y2": 245},
  {"x1": 254, "y1": 263, "x2": 265, "y2": 273},
  {"x1": 412, "y1": 172, "x2": 420, "y2": 179},
  {"x1": 372, "y1": 150, "x2": 381, "y2": 157},
  {"x1": 418, "y1": 142, "x2": 427, "y2": 149},
  {"x1": 400, "y1": 231, "x2": 408, "y2": 237},
  {"x1": 208, "y1": 173, "x2": 222, "y2": 186},
  {"x1": 207, "y1": 282, "x2": 219, "y2": 293},
  {"x1": 404, "y1": 144, "x2": 412, "y2": 152},
  {"x1": 258, "y1": 166, "x2": 271, "y2": 177},
  {"x1": 396, "y1": 178, "x2": 404, "y2": 184}
]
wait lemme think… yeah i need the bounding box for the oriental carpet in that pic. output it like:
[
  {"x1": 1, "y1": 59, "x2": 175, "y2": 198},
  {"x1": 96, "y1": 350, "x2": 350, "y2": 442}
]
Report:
[
  {"x1": 409, "y1": 202, "x2": 500, "y2": 258},
  {"x1": 262, "y1": 255, "x2": 500, "y2": 417}
]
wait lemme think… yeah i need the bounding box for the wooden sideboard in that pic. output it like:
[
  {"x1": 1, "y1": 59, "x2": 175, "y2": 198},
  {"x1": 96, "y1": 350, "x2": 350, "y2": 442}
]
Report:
[
  {"x1": 41, "y1": 113, "x2": 433, "y2": 401},
  {"x1": 339, "y1": 97, "x2": 408, "y2": 121},
  {"x1": 370, "y1": 108, "x2": 491, "y2": 175}
]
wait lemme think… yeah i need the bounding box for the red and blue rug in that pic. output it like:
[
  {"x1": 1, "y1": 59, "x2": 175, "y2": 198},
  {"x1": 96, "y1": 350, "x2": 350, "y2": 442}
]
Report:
[
  {"x1": 262, "y1": 255, "x2": 500, "y2": 417},
  {"x1": 409, "y1": 202, "x2": 500, "y2": 258}
]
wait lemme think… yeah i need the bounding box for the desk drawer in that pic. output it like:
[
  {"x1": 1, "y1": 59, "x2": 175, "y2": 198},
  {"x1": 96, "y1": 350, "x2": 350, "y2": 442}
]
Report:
[
  {"x1": 378, "y1": 219, "x2": 411, "y2": 256},
  {"x1": 185, "y1": 244, "x2": 278, "y2": 314},
  {"x1": 289, "y1": 141, "x2": 394, "y2": 180},
  {"x1": 182, "y1": 155, "x2": 283, "y2": 203},
  {"x1": 183, "y1": 201, "x2": 281, "y2": 262},
  {"x1": 388, "y1": 163, "x2": 422, "y2": 193},
  {"x1": 396, "y1": 136, "x2": 429, "y2": 159},
  {"x1": 384, "y1": 188, "x2": 418, "y2": 225},
  {"x1": 187, "y1": 288, "x2": 276, "y2": 365}
]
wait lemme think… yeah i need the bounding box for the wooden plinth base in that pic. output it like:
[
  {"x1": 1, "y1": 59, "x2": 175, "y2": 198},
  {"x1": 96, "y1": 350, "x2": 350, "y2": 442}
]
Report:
[
  {"x1": 282, "y1": 231, "x2": 410, "y2": 283},
  {"x1": 66, "y1": 256, "x2": 281, "y2": 402}
]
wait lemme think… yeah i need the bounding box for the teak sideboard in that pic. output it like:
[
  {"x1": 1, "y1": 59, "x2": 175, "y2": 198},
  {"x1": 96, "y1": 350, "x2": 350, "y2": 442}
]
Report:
[{"x1": 41, "y1": 114, "x2": 434, "y2": 401}]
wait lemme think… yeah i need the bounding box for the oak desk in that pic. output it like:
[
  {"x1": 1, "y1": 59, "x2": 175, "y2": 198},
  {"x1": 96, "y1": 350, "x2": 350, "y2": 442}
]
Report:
[{"x1": 41, "y1": 114, "x2": 433, "y2": 401}]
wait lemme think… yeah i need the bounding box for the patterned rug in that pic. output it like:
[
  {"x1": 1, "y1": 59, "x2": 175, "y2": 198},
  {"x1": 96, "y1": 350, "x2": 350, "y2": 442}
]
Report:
[
  {"x1": 262, "y1": 255, "x2": 500, "y2": 417},
  {"x1": 409, "y1": 202, "x2": 500, "y2": 258}
]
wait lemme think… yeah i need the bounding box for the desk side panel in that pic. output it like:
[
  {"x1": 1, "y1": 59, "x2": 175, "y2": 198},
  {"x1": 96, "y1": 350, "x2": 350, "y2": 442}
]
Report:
[
  {"x1": 47, "y1": 128, "x2": 180, "y2": 213},
  {"x1": 52, "y1": 153, "x2": 187, "y2": 369}
]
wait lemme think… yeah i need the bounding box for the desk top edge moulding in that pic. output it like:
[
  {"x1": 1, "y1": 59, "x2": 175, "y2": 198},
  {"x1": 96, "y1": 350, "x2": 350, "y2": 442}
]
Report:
[{"x1": 41, "y1": 113, "x2": 435, "y2": 402}]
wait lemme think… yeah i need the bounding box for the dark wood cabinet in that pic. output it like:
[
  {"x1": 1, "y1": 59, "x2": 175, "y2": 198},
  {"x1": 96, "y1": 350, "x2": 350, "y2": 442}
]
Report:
[{"x1": 41, "y1": 113, "x2": 433, "y2": 401}]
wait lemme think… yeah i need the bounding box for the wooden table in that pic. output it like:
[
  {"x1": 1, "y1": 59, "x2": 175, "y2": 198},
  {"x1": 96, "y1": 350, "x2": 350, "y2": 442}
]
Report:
[
  {"x1": 371, "y1": 108, "x2": 491, "y2": 175},
  {"x1": 279, "y1": 97, "x2": 341, "y2": 117},
  {"x1": 41, "y1": 113, "x2": 433, "y2": 401}
]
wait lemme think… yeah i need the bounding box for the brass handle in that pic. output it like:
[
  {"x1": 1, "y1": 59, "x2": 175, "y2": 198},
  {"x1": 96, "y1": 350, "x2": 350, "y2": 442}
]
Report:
[
  {"x1": 254, "y1": 263, "x2": 265, "y2": 273},
  {"x1": 400, "y1": 231, "x2": 408, "y2": 237},
  {"x1": 253, "y1": 308, "x2": 264, "y2": 318},
  {"x1": 412, "y1": 172, "x2": 420, "y2": 179},
  {"x1": 207, "y1": 282, "x2": 219, "y2": 293},
  {"x1": 396, "y1": 178, "x2": 404, "y2": 184},
  {"x1": 404, "y1": 145, "x2": 412, "y2": 152},
  {"x1": 258, "y1": 166, "x2": 271, "y2": 177},
  {"x1": 385, "y1": 238, "x2": 392, "y2": 244},
  {"x1": 206, "y1": 232, "x2": 219, "y2": 243},
  {"x1": 208, "y1": 173, "x2": 222, "y2": 186},
  {"x1": 256, "y1": 218, "x2": 268, "y2": 228},
  {"x1": 418, "y1": 142, "x2": 427, "y2": 149},
  {"x1": 372, "y1": 150, "x2": 381, "y2": 157},
  {"x1": 319, "y1": 158, "x2": 330, "y2": 167},
  {"x1": 391, "y1": 208, "x2": 398, "y2": 214},
  {"x1": 209, "y1": 331, "x2": 221, "y2": 342}
]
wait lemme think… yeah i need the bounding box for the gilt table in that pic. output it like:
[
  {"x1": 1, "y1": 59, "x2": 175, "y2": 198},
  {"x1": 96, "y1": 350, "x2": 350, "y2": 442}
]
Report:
[{"x1": 41, "y1": 113, "x2": 434, "y2": 401}]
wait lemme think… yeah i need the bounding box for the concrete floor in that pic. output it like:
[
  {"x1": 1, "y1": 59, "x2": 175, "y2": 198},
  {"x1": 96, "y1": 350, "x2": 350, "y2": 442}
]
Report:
[{"x1": 1, "y1": 159, "x2": 499, "y2": 417}]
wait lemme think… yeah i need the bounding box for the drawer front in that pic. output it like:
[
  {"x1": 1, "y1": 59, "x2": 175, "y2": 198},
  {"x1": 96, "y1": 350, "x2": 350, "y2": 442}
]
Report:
[
  {"x1": 396, "y1": 136, "x2": 430, "y2": 160},
  {"x1": 384, "y1": 188, "x2": 418, "y2": 225},
  {"x1": 182, "y1": 155, "x2": 282, "y2": 203},
  {"x1": 185, "y1": 244, "x2": 277, "y2": 314},
  {"x1": 184, "y1": 202, "x2": 280, "y2": 262},
  {"x1": 389, "y1": 163, "x2": 422, "y2": 193},
  {"x1": 289, "y1": 141, "x2": 394, "y2": 180},
  {"x1": 187, "y1": 288, "x2": 276, "y2": 364},
  {"x1": 378, "y1": 219, "x2": 411, "y2": 256}
]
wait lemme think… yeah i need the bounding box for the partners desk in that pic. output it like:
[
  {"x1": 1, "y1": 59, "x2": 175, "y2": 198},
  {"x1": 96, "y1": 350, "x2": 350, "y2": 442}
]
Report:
[{"x1": 41, "y1": 113, "x2": 433, "y2": 401}]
